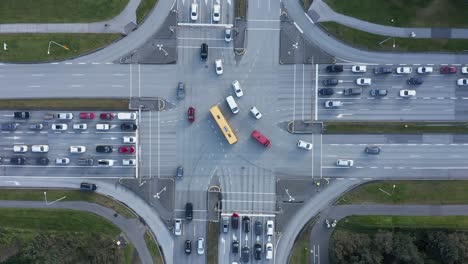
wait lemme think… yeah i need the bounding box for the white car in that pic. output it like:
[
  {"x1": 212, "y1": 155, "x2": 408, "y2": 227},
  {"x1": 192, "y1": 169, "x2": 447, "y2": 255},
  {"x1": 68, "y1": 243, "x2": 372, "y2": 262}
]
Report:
[
  {"x1": 266, "y1": 220, "x2": 274, "y2": 236},
  {"x1": 174, "y1": 219, "x2": 182, "y2": 236},
  {"x1": 265, "y1": 243, "x2": 273, "y2": 260},
  {"x1": 70, "y1": 146, "x2": 86, "y2": 153},
  {"x1": 31, "y1": 145, "x2": 49, "y2": 153},
  {"x1": 324, "y1": 101, "x2": 343, "y2": 108},
  {"x1": 462, "y1": 67, "x2": 468, "y2": 74},
  {"x1": 122, "y1": 159, "x2": 136, "y2": 166},
  {"x1": 225, "y1": 28, "x2": 232, "y2": 42},
  {"x1": 417, "y1": 66, "x2": 433, "y2": 74},
  {"x1": 123, "y1": 136, "x2": 136, "y2": 144},
  {"x1": 457, "y1": 78, "x2": 468, "y2": 86},
  {"x1": 73, "y1": 123, "x2": 87, "y2": 130},
  {"x1": 56, "y1": 158, "x2": 70, "y2": 165},
  {"x1": 213, "y1": 4, "x2": 220, "y2": 22},
  {"x1": 351, "y1": 65, "x2": 367, "y2": 73},
  {"x1": 96, "y1": 124, "x2": 110, "y2": 131},
  {"x1": 215, "y1": 59, "x2": 223, "y2": 75},
  {"x1": 13, "y1": 145, "x2": 28, "y2": 153},
  {"x1": 399, "y1": 89, "x2": 416, "y2": 97},
  {"x1": 396, "y1": 67, "x2": 412, "y2": 74},
  {"x1": 232, "y1": 80, "x2": 244, "y2": 97},
  {"x1": 190, "y1": 3, "x2": 198, "y2": 21},
  {"x1": 336, "y1": 159, "x2": 354, "y2": 167},
  {"x1": 57, "y1": 113, "x2": 73, "y2": 119},
  {"x1": 197, "y1": 237, "x2": 205, "y2": 255},
  {"x1": 356, "y1": 78, "x2": 372, "y2": 86},
  {"x1": 297, "y1": 140, "x2": 312, "y2": 150},
  {"x1": 51, "y1": 124, "x2": 68, "y2": 131},
  {"x1": 249, "y1": 106, "x2": 262, "y2": 119}
]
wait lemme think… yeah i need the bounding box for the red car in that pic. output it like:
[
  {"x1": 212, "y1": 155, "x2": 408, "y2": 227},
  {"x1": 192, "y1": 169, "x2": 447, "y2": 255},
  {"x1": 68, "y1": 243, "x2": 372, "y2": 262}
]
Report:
[
  {"x1": 440, "y1": 66, "x2": 457, "y2": 74},
  {"x1": 251, "y1": 130, "x2": 271, "y2": 148},
  {"x1": 188, "y1": 107, "x2": 195, "y2": 122},
  {"x1": 118, "y1": 146, "x2": 135, "y2": 154},
  {"x1": 100, "y1": 113, "x2": 114, "y2": 120},
  {"x1": 231, "y1": 212, "x2": 239, "y2": 229},
  {"x1": 79, "y1": 112, "x2": 95, "y2": 119}
]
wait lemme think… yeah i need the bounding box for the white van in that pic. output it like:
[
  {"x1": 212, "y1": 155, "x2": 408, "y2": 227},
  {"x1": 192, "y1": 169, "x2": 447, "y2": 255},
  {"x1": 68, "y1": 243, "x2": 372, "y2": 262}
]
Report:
[
  {"x1": 226, "y1": 96, "x2": 239, "y2": 114},
  {"x1": 96, "y1": 124, "x2": 110, "y2": 130},
  {"x1": 117, "y1": 112, "x2": 136, "y2": 120}
]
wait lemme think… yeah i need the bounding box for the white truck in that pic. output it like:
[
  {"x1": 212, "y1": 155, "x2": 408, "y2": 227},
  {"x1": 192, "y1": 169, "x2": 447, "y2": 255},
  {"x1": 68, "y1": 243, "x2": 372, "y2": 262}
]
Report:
[{"x1": 117, "y1": 112, "x2": 137, "y2": 120}]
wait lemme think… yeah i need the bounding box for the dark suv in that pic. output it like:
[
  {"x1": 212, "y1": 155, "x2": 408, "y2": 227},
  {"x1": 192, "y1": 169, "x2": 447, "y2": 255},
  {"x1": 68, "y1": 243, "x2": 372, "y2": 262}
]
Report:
[
  {"x1": 121, "y1": 123, "x2": 137, "y2": 131},
  {"x1": 36, "y1": 157, "x2": 49, "y2": 165},
  {"x1": 96, "y1": 146, "x2": 113, "y2": 153},
  {"x1": 241, "y1": 246, "x2": 250, "y2": 263},
  {"x1": 2, "y1": 123, "x2": 18, "y2": 131},
  {"x1": 319, "y1": 88, "x2": 334, "y2": 96},
  {"x1": 242, "y1": 216, "x2": 250, "y2": 233},
  {"x1": 326, "y1": 65, "x2": 343, "y2": 72},
  {"x1": 10, "y1": 157, "x2": 26, "y2": 165},
  {"x1": 185, "y1": 203, "x2": 193, "y2": 220},
  {"x1": 254, "y1": 243, "x2": 262, "y2": 260},
  {"x1": 80, "y1": 182, "x2": 97, "y2": 191},
  {"x1": 254, "y1": 220, "x2": 262, "y2": 236},
  {"x1": 200, "y1": 43, "x2": 208, "y2": 60},
  {"x1": 322, "y1": 78, "x2": 339, "y2": 86},
  {"x1": 374, "y1": 67, "x2": 393, "y2": 74},
  {"x1": 185, "y1": 240, "x2": 192, "y2": 255},
  {"x1": 14, "y1": 111, "x2": 30, "y2": 119}
]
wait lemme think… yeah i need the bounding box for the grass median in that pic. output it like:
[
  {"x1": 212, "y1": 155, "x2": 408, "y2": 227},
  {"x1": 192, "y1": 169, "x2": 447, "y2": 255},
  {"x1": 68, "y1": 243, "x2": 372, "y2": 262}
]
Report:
[
  {"x1": 320, "y1": 22, "x2": 468, "y2": 53},
  {"x1": 144, "y1": 230, "x2": 164, "y2": 264},
  {"x1": 336, "y1": 181, "x2": 468, "y2": 205},
  {"x1": 0, "y1": 98, "x2": 129, "y2": 110},
  {"x1": 0, "y1": 0, "x2": 128, "y2": 23},
  {"x1": 324, "y1": 122, "x2": 468, "y2": 134},
  {"x1": 289, "y1": 217, "x2": 317, "y2": 264},
  {"x1": 0, "y1": 188, "x2": 136, "y2": 218},
  {"x1": 235, "y1": 0, "x2": 248, "y2": 19},
  {"x1": 137, "y1": 0, "x2": 159, "y2": 24},
  {"x1": 0, "y1": 33, "x2": 122, "y2": 62},
  {"x1": 324, "y1": 0, "x2": 468, "y2": 28},
  {"x1": 300, "y1": 0, "x2": 313, "y2": 11},
  {"x1": 207, "y1": 222, "x2": 219, "y2": 264}
]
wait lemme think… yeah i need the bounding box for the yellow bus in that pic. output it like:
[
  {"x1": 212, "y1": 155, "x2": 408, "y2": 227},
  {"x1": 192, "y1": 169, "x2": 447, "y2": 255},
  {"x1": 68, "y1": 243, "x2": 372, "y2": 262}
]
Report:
[{"x1": 209, "y1": 105, "x2": 238, "y2": 144}]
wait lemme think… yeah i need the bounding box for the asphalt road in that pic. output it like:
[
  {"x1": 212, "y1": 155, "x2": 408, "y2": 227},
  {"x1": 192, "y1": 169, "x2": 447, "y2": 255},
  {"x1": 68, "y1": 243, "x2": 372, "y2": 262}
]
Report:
[{"x1": 310, "y1": 204, "x2": 468, "y2": 264}]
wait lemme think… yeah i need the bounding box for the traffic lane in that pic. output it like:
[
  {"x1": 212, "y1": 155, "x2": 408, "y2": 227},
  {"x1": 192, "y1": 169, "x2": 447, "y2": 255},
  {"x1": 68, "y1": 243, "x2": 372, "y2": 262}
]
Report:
[{"x1": 173, "y1": 218, "x2": 207, "y2": 264}]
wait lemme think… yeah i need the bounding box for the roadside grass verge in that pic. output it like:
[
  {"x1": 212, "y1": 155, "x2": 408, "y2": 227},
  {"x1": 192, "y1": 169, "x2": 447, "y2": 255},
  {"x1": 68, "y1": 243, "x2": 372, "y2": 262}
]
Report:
[
  {"x1": 0, "y1": 98, "x2": 129, "y2": 110},
  {"x1": 336, "y1": 181, "x2": 468, "y2": 205},
  {"x1": 300, "y1": 0, "x2": 313, "y2": 11},
  {"x1": 0, "y1": 189, "x2": 136, "y2": 218},
  {"x1": 235, "y1": 0, "x2": 248, "y2": 19},
  {"x1": 123, "y1": 245, "x2": 137, "y2": 264},
  {"x1": 144, "y1": 230, "x2": 164, "y2": 264},
  {"x1": 0, "y1": 34, "x2": 122, "y2": 62},
  {"x1": 136, "y1": 0, "x2": 158, "y2": 24},
  {"x1": 324, "y1": 122, "x2": 468, "y2": 134},
  {"x1": 207, "y1": 222, "x2": 219, "y2": 264},
  {"x1": 338, "y1": 215, "x2": 468, "y2": 233},
  {"x1": 320, "y1": 22, "x2": 468, "y2": 53},
  {"x1": 0, "y1": 0, "x2": 128, "y2": 23},
  {"x1": 289, "y1": 217, "x2": 317, "y2": 264},
  {"x1": 324, "y1": 0, "x2": 468, "y2": 28}
]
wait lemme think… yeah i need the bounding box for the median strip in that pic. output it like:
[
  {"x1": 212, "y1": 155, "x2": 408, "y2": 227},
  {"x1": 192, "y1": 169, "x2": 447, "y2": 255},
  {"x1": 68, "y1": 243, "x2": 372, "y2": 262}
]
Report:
[
  {"x1": 324, "y1": 122, "x2": 468, "y2": 134},
  {"x1": 0, "y1": 98, "x2": 129, "y2": 110}
]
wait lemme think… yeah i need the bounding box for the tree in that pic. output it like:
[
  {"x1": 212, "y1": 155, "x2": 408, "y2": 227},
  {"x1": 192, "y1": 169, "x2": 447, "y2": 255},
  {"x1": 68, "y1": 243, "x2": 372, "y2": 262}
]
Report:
[{"x1": 392, "y1": 232, "x2": 423, "y2": 264}]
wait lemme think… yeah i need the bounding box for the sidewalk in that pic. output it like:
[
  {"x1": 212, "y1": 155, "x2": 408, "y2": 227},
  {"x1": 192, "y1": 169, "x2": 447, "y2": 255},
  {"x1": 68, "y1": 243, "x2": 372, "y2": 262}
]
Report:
[
  {"x1": 309, "y1": 0, "x2": 468, "y2": 39},
  {"x1": 0, "y1": 0, "x2": 141, "y2": 35}
]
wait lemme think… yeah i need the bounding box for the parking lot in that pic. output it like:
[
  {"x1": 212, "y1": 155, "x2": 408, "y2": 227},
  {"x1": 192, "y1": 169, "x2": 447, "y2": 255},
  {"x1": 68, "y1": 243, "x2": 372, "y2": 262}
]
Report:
[
  {"x1": 317, "y1": 64, "x2": 468, "y2": 121},
  {"x1": 0, "y1": 111, "x2": 138, "y2": 178}
]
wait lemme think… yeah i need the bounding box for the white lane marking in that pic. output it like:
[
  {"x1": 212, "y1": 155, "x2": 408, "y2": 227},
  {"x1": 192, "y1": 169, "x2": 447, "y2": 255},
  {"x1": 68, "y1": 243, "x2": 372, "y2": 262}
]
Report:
[
  {"x1": 305, "y1": 13, "x2": 314, "y2": 24},
  {"x1": 27, "y1": 85, "x2": 41, "y2": 88},
  {"x1": 31, "y1": 74, "x2": 44, "y2": 77},
  {"x1": 293, "y1": 22, "x2": 303, "y2": 34},
  {"x1": 315, "y1": 64, "x2": 318, "y2": 121},
  {"x1": 72, "y1": 73, "x2": 84, "y2": 76}
]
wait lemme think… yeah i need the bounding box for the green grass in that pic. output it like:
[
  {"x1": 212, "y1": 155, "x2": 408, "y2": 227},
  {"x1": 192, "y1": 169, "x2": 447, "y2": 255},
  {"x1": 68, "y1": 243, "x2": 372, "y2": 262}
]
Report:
[
  {"x1": 0, "y1": 98, "x2": 129, "y2": 110},
  {"x1": 0, "y1": 208, "x2": 120, "y2": 235},
  {"x1": 123, "y1": 244, "x2": 137, "y2": 264},
  {"x1": 207, "y1": 222, "x2": 219, "y2": 264},
  {"x1": 338, "y1": 215, "x2": 468, "y2": 233},
  {"x1": 0, "y1": 189, "x2": 136, "y2": 218},
  {"x1": 324, "y1": 122, "x2": 468, "y2": 134},
  {"x1": 235, "y1": 0, "x2": 248, "y2": 19},
  {"x1": 321, "y1": 22, "x2": 468, "y2": 53},
  {"x1": 324, "y1": 0, "x2": 468, "y2": 28},
  {"x1": 0, "y1": 33, "x2": 122, "y2": 62},
  {"x1": 300, "y1": 0, "x2": 313, "y2": 11},
  {"x1": 144, "y1": 230, "x2": 164, "y2": 264},
  {"x1": 336, "y1": 181, "x2": 468, "y2": 205},
  {"x1": 289, "y1": 217, "x2": 317, "y2": 264},
  {"x1": 0, "y1": 0, "x2": 128, "y2": 23},
  {"x1": 137, "y1": 0, "x2": 158, "y2": 24}
]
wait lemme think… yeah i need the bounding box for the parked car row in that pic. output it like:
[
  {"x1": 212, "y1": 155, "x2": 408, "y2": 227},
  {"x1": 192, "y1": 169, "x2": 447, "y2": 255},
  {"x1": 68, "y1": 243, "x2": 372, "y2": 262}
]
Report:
[
  {"x1": 10, "y1": 111, "x2": 136, "y2": 121},
  {"x1": 2, "y1": 156, "x2": 135, "y2": 166}
]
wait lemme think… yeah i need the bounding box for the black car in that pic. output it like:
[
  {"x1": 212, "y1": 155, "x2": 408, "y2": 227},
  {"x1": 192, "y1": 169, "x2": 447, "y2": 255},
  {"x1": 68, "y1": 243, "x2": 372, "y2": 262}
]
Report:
[
  {"x1": 185, "y1": 240, "x2": 192, "y2": 255},
  {"x1": 365, "y1": 146, "x2": 381, "y2": 154},
  {"x1": 200, "y1": 43, "x2": 208, "y2": 60},
  {"x1": 322, "y1": 78, "x2": 339, "y2": 86},
  {"x1": 254, "y1": 243, "x2": 262, "y2": 260},
  {"x1": 326, "y1": 65, "x2": 343, "y2": 72},
  {"x1": 318, "y1": 88, "x2": 334, "y2": 96},
  {"x1": 36, "y1": 157, "x2": 49, "y2": 165},
  {"x1": 231, "y1": 213, "x2": 239, "y2": 229},
  {"x1": 1, "y1": 123, "x2": 18, "y2": 131},
  {"x1": 374, "y1": 67, "x2": 393, "y2": 74},
  {"x1": 407, "y1": 77, "x2": 423, "y2": 85},
  {"x1": 121, "y1": 123, "x2": 137, "y2": 131},
  {"x1": 177, "y1": 166, "x2": 184, "y2": 179},
  {"x1": 10, "y1": 157, "x2": 26, "y2": 165},
  {"x1": 80, "y1": 182, "x2": 97, "y2": 191},
  {"x1": 242, "y1": 216, "x2": 250, "y2": 233},
  {"x1": 241, "y1": 246, "x2": 250, "y2": 263},
  {"x1": 370, "y1": 89, "x2": 388, "y2": 97},
  {"x1": 185, "y1": 203, "x2": 193, "y2": 220},
  {"x1": 232, "y1": 240, "x2": 239, "y2": 254},
  {"x1": 177, "y1": 82, "x2": 185, "y2": 99},
  {"x1": 78, "y1": 158, "x2": 94, "y2": 166},
  {"x1": 14, "y1": 111, "x2": 30, "y2": 119},
  {"x1": 96, "y1": 145, "x2": 113, "y2": 153},
  {"x1": 254, "y1": 220, "x2": 262, "y2": 236}
]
